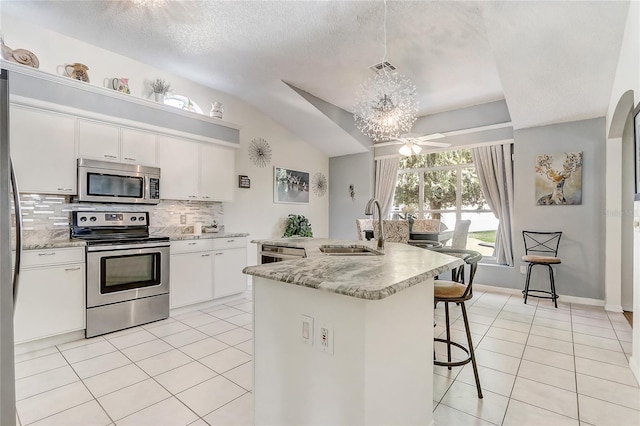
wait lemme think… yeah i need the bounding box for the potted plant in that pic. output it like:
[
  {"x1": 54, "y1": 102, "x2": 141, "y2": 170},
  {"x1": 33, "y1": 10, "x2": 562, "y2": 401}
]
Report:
[
  {"x1": 283, "y1": 214, "x2": 313, "y2": 237},
  {"x1": 150, "y1": 78, "x2": 171, "y2": 102}
]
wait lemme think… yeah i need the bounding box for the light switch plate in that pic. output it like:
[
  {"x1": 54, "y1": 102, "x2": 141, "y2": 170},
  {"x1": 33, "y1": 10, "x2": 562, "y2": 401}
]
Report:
[{"x1": 300, "y1": 315, "x2": 313, "y2": 345}]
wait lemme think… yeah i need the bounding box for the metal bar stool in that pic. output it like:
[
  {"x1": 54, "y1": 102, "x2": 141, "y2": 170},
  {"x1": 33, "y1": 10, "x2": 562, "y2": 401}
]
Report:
[
  {"x1": 522, "y1": 231, "x2": 562, "y2": 308},
  {"x1": 431, "y1": 248, "x2": 483, "y2": 399}
]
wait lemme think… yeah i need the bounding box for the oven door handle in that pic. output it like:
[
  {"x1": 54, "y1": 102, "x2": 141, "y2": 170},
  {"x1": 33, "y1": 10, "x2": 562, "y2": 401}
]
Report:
[{"x1": 87, "y1": 242, "x2": 170, "y2": 252}]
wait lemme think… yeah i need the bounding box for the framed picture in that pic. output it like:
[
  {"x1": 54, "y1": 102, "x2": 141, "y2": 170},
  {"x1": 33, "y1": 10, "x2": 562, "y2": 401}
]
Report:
[
  {"x1": 634, "y1": 103, "x2": 640, "y2": 195},
  {"x1": 274, "y1": 166, "x2": 309, "y2": 204},
  {"x1": 535, "y1": 152, "x2": 583, "y2": 205}
]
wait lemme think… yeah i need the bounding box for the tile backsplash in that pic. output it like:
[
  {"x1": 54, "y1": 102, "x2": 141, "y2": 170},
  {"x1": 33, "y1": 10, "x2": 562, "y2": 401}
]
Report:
[{"x1": 11, "y1": 194, "x2": 223, "y2": 239}]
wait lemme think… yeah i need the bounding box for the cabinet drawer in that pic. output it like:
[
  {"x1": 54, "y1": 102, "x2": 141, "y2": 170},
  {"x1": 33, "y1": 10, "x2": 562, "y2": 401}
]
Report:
[
  {"x1": 20, "y1": 247, "x2": 85, "y2": 268},
  {"x1": 212, "y1": 237, "x2": 246, "y2": 250},
  {"x1": 171, "y1": 239, "x2": 215, "y2": 254}
]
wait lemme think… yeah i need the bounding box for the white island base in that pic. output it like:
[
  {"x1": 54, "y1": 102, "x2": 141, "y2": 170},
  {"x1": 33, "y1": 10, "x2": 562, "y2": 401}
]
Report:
[{"x1": 253, "y1": 276, "x2": 434, "y2": 425}]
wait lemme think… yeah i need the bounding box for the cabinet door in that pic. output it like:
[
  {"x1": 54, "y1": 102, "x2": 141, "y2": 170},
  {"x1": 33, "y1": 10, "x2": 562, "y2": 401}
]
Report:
[
  {"x1": 14, "y1": 264, "x2": 85, "y2": 344},
  {"x1": 170, "y1": 252, "x2": 214, "y2": 308},
  {"x1": 157, "y1": 135, "x2": 199, "y2": 201},
  {"x1": 10, "y1": 106, "x2": 77, "y2": 195},
  {"x1": 213, "y1": 247, "x2": 247, "y2": 299},
  {"x1": 77, "y1": 119, "x2": 120, "y2": 161},
  {"x1": 200, "y1": 143, "x2": 235, "y2": 201},
  {"x1": 121, "y1": 128, "x2": 157, "y2": 166}
]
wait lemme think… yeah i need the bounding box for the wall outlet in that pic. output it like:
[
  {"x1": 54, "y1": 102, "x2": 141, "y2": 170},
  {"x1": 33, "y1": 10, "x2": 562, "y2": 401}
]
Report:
[
  {"x1": 520, "y1": 265, "x2": 527, "y2": 274},
  {"x1": 317, "y1": 322, "x2": 333, "y2": 355},
  {"x1": 300, "y1": 315, "x2": 313, "y2": 345},
  {"x1": 180, "y1": 215, "x2": 187, "y2": 224}
]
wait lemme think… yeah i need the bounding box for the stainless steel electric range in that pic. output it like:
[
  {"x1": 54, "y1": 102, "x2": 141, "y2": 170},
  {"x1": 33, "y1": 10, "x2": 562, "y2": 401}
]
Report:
[{"x1": 71, "y1": 211, "x2": 170, "y2": 338}]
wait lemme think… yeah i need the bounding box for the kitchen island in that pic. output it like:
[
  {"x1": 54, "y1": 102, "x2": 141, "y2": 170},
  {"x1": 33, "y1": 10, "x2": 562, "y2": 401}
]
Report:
[{"x1": 243, "y1": 238, "x2": 464, "y2": 426}]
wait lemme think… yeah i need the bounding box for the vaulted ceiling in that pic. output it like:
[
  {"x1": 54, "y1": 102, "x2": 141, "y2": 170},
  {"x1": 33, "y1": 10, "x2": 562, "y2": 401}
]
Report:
[{"x1": 0, "y1": 1, "x2": 630, "y2": 157}]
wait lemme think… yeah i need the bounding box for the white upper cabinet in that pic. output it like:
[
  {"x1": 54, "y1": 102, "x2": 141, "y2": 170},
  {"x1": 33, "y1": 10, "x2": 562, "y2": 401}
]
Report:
[
  {"x1": 77, "y1": 119, "x2": 120, "y2": 161},
  {"x1": 158, "y1": 136, "x2": 235, "y2": 202},
  {"x1": 157, "y1": 135, "x2": 200, "y2": 200},
  {"x1": 10, "y1": 105, "x2": 77, "y2": 195},
  {"x1": 78, "y1": 120, "x2": 158, "y2": 166},
  {"x1": 121, "y1": 128, "x2": 157, "y2": 166},
  {"x1": 200, "y1": 143, "x2": 235, "y2": 202}
]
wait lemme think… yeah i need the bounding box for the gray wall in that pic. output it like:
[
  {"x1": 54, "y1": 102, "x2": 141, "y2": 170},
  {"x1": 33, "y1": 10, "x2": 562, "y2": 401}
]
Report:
[
  {"x1": 476, "y1": 118, "x2": 606, "y2": 300},
  {"x1": 329, "y1": 152, "x2": 374, "y2": 240},
  {"x1": 621, "y1": 111, "x2": 635, "y2": 309}
]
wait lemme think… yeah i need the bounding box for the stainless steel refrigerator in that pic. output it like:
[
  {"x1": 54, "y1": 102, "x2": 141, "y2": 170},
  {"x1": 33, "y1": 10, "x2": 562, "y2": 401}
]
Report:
[{"x1": 1, "y1": 67, "x2": 20, "y2": 425}]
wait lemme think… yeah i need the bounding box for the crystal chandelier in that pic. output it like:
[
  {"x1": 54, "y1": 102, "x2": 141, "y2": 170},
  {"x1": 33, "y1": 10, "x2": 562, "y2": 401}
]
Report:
[{"x1": 353, "y1": 0, "x2": 419, "y2": 142}]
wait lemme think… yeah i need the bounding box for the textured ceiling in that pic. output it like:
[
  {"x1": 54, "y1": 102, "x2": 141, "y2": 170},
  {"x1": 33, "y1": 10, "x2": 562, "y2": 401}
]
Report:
[{"x1": 0, "y1": 1, "x2": 630, "y2": 157}]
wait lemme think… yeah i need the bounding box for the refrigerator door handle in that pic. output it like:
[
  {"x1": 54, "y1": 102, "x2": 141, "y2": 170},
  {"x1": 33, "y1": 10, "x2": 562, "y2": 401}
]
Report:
[{"x1": 10, "y1": 158, "x2": 21, "y2": 308}]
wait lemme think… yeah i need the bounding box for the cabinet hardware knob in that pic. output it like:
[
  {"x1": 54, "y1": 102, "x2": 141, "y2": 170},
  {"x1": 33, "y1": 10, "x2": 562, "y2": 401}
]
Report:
[
  {"x1": 38, "y1": 252, "x2": 56, "y2": 256},
  {"x1": 57, "y1": 188, "x2": 73, "y2": 191},
  {"x1": 215, "y1": 253, "x2": 223, "y2": 256},
  {"x1": 188, "y1": 242, "x2": 197, "y2": 245},
  {"x1": 202, "y1": 196, "x2": 210, "y2": 199},
  {"x1": 226, "y1": 240, "x2": 235, "y2": 243},
  {"x1": 104, "y1": 155, "x2": 117, "y2": 159},
  {"x1": 202, "y1": 254, "x2": 211, "y2": 257},
  {"x1": 124, "y1": 157, "x2": 136, "y2": 161},
  {"x1": 65, "y1": 267, "x2": 81, "y2": 271}
]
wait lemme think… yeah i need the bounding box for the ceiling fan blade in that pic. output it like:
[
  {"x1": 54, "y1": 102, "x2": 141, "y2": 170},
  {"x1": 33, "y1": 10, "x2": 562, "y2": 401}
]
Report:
[
  {"x1": 416, "y1": 140, "x2": 451, "y2": 148},
  {"x1": 371, "y1": 140, "x2": 404, "y2": 148},
  {"x1": 416, "y1": 133, "x2": 445, "y2": 141}
]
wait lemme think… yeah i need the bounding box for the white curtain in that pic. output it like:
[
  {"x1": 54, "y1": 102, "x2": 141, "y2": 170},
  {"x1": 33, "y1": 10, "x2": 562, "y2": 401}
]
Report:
[
  {"x1": 471, "y1": 144, "x2": 515, "y2": 266},
  {"x1": 374, "y1": 158, "x2": 399, "y2": 219}
]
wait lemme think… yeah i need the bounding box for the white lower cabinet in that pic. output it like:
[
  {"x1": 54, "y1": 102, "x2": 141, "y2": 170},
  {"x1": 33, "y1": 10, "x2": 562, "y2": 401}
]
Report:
[
  {"x1": 14, "y1": 248, "x2": 85, "y2": 344},
  {"x1": 170, "y1": 237, "x2": 247, "y2": 309}
]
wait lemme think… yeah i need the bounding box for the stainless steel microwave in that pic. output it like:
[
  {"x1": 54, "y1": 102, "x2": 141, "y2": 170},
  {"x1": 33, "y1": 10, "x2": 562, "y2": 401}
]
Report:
[{"x1": 77, "y1": 158, "x2": 160, "y2": 204}]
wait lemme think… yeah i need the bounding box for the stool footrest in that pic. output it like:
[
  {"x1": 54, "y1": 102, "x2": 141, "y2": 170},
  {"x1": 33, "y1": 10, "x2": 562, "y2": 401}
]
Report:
[
  {"x1": 434, "y1": 338, "x2": 472, "y2": 367},
  {"x1": 522, "y1": 289, "x2": 559, "y2": 300}
]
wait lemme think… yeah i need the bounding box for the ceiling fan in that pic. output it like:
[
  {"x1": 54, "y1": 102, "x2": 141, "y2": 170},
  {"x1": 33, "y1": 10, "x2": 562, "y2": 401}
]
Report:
[{"x1": 373, "y1": 133, "x2": 451, "y2": 156}]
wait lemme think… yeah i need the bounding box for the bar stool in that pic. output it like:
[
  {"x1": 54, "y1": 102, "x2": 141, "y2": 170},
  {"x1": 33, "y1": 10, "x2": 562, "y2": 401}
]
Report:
[
  {"x1": 431, "y1": 248, "x2": 483, "y2": 399},
  {"x1": 522, "y1": 231, "x2": 562, "y2": 308}
]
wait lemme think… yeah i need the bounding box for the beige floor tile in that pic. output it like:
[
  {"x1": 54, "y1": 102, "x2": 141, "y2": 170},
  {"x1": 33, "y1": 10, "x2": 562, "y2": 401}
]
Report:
[
  {"x1": 432, "y1": 403, "x2": 496, "y2": 426},
  {"x1": 526, "y1": 334, "x2": 573, "y2": 355},
  {"x1": 451, "y1": 320, "x2": 490, "y2": 337},
  {"x1": 199, "y1": 347, "x2": 252, "y2": 374},
  {"x1": 178, "y1": 313, "x2": 220, "y2": 328},
  {"x1": 577, "y1": 373, "x2": 640, "y2": 411},
  {"x1": 612, "y1": 320, "x2": 633, "y2": 333},
  {"x1": 61, "y1": 340, "x2": 117, "y2": 364},
  {"x1": 523, "y1": 346, "x2": 575, "y2": 372},
  {"x1": 171, "y1": 310, "x2": 204, "y2": 321},
  {"x1": 572, "y1": 332, "x2": 622, "y2": 352},
  {"x1": 572, "y1": 323, "x2": 617, "y2": 339},
  {"x1": 517, "y1": 359, "x2": 576, "y2": 392},
  {"x1": 578, "y1": 394, "x2": 640, "y2": 426},
  {"x1": 571, "y1": 314, "x2": 613, "y2": 329},
  {"x1": 485, "y1": 327, "x2": 528, "y2": 345},
  {"x1": 176, "y1": 376, "x2": 246, "y2": 417},
  {"x1": 234, "y1": 339, "x2": 253, "y2": 355},
  {"x1": 117, "y1": 396, "x2": 198, "y2": 426},
  {"x1": 574, "y1": 343, "x2": 630, "y2": 367},
  {"x1": 142, "y1": 317, "x2": 177, "y2": 330},
  {"x1": 146, "y1": 321, "x2": 191, "y2": 338},
  {"x1": 621, "y1": 340, "x2": 633, "y2": 355},
  {"x1": 188, "y1": 419, "x2": 209, "y2": 426},
  {"x1": 195, "y1": 320, "x2": 237, "y2": 337},
  {"x1": 97, "y1": 378, "x2": 171, "y2": 421},
  {"x1": 501, "y1": 304, "x2": 537, "y2": 316},
  {"x1": 529, "y1": 325, "x2": 572, "y2": 342},
  {"x1": 434, "y1": 374, "x2": 456, "y2": 402},
  {"x1": 162, "y1": 329, "x2": 209, "y2": 348},
  {"x1": 440, "y1": 381, "x2": 508, "y2": 425},
  {"x1": 575, "y1": 357, "x2": 639, "y2": 387},
  {"x1": 534, "y1": 309, "x2": 571, "y2": 322},
  {"x1": 136, "y1": 349, "x2": 193, "y2": 376},
  {"x1": 497, "y1": 311, "x2": 534, "y2": 324},
  {"x1": 223, "y1": 361, "x2": 253, "y2": 391},
  {"x1": 203, "y1": 392, "x2": 253, "y2": 426},
  {"x1": 465, "y1": 312, "x2": 496, "y2": 326},
  {"x1": 232, "y1": 302, "x2": 254, "y2": 313},
  {"x1": 31, "y1": 400, "x2": 111, "y2": 426},
  {"x1": 121, "y1": 339, "x2": 174, "y2": 362},
  {"x1": 434, "y1": 364, "x2": 462, "y2": 381},
  {"x1": 477, "y1": 336, "x2": 525, "y2": 358},
  {"x1": 225, "y1": 313, "x2": 253, "y2": 327},
  {"x1": 207, "y1": 307, "x2": 245, "y2": 320},
  {"x1": 616, "y1": 330, "x2": 633, "y2": 343},
  {"x1": 82, "y1": 363, "x2": 149, "y2": 398},
  {"x1": 107, "y1": 329, "x2": 157, "y2": 350},
  {"x1": 570, "y1": 306, "x2": 608, "y2": 320},
  {"x1": 15, "y1": 346, "x2": 59, "y2": 364},
  {"x1": 15, "y1": 353, "x2": 68, "y2": 380},
  {"x1": 474, "y1": 348, "x2": 521, "y2": 375},
  {"x1": 502, "y1": 399, "x2": 578, "y2": 426},
  {"x1": 57, "y1": 336, "x2": 106, "y2": 352},
  {"x1": 179, "y1": 337, "x2": 229, "y2": 360},
  {"x1": 492, "y1": 318, "x2": 531, "y2": 334},
  {"x1": 16, "y1": 381, "x2": 94, "y2": 425},
  {"x1": 154, "y1": 361, "x2": 218, "y2": 394},
  {"x1": 456, "y1": 364, "x2": 515, "y2": 397},
  {"x1": 466, "y1": 306, "x2": 501, "y2": 319},
  {"x1": 215, "y1": 328, "x2": 253, "y2": 346},
  {"x1": 511, "y1": 377, "x2": 578, "y2": 419},
  {"x1": 71, "y1": 351, "x2": 131, "y2": 379},
  {"x1": 532, "y1": 316, "x2": 572, "y2": 331},
  {"x1": 242, "y1": 323, "x2": 253, "y2": 331},
  {"x1": 15, "y1": 365, "x2": 79, "y2": 401}
]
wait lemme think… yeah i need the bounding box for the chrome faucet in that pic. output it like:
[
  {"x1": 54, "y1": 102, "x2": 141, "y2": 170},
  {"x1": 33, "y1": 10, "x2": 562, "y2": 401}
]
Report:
[{"x1": 365, "y1": 198, "x2": 384, "y2": 250}]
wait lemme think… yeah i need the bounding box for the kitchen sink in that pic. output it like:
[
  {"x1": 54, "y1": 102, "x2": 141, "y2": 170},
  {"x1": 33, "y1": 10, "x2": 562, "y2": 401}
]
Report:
[{"x1": 318, "y1": 245, "x2": 382, "y2": 256}]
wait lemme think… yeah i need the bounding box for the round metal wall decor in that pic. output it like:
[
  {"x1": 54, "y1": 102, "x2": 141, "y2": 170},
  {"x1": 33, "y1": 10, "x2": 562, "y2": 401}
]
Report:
[
  {"x1": 248, "y1": 138, "x2": 272, "y2": 168},
  {"x1": 312, "y1": 172, "x2": 327, "y2": 197}
]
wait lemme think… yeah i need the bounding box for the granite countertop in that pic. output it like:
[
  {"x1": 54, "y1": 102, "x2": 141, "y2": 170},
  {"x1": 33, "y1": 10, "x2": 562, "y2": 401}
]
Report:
[
  {"x1": 243, "y1": 238, "x2": 464, "y2": 300},
  {"x1": 22, "y1": 238, "x2": 87, "y2": 250},
  {"x1": 163, "y1": 232, "x2": 249, "y2": 241}
]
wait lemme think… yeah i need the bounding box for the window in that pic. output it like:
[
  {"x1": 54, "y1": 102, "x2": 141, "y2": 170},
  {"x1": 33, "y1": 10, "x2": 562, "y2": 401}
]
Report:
[{"x1": 392, "y1": 149, "x2": 498, "y2": 257}]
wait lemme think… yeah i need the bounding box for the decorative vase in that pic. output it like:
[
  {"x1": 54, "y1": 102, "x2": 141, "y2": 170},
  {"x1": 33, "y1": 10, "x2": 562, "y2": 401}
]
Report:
[
  {"x1": 209, "y1": 101, "x2": 223, "y2": 119},
  {"x1": 154, "y1": 92, "x2": 165, "y2": 103}
]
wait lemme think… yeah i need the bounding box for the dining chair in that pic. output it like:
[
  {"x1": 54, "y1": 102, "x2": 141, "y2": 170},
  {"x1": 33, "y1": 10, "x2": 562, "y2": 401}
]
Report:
[
  {"x1": 373, "y1": 220, "x2": 410, "y2": 243},
  {"x1": 355, "y1": 218, "x2": 373, "y2": 241},
  {"x1": 451, "y1": 220, "x2": 471, "y2": 249},
  {"x1": 522, "y1": 231, "x2": 562, "y2": 308},
  {"x1": 431, "y1": 248, "x2": 483, "y2": 398}
]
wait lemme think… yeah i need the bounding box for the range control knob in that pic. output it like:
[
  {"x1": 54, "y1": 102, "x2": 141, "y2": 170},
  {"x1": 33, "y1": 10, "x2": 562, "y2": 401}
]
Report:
[
  {"x1": 130, "y1": 217, "x2": 137, "y2": 222},
  {"x1": 89, "y1": 216, "x2": 97, "y2": 222},
  {"x1": 138, "y1": 216, "x2": 145, "y2": 222},
  {"x1": 79, "y1": 217, "x2": 87, "y2": 222}
]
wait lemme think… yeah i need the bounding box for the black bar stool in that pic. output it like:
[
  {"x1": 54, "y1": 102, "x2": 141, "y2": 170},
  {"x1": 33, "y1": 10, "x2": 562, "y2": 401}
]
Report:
[
  {"x1": 431, "y1": 248, "x2": 483, "y2": 399},
  {"x1": 522, "y1": 231, "x2": 562, "y2": 308}
]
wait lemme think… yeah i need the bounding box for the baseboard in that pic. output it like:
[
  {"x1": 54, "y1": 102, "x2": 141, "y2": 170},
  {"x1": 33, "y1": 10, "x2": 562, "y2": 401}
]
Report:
[
  {"x1": 474, "y1": 283, "x2": 605, "y2": 307},
  {"x1": 629, "y1": 355, "x2": 640, "y2": 386},
  {"x1": 169, "y1": 291, "x2": 251, "y2": 317},
  {"x1": 605, "y1": 304, "x2": 624, "y2": 313},
  {"x1": 14, "y1": 330, "x2": 85, "y2": 356}
]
